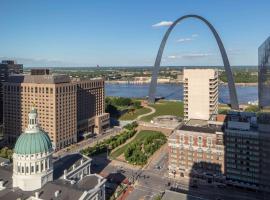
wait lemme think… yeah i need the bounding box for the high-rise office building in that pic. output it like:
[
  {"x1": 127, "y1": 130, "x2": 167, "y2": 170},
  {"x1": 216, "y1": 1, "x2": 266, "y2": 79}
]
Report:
[
  {"x1": 0, "y1": 60, "x2": 23, "y2": 124},
  {"x1": 258, "y1": 37, "x2": 270, "y2": 109},
  {"x1": 3, "y1": 69, "x2": 109, "y2": 149},
  {"x1": 183, "y1": 69, "x2": 218, "y2": 121}
]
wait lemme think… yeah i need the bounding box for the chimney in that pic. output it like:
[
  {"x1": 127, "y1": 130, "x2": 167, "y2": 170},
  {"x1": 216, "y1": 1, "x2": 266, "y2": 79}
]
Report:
[{"x1": 63, "y1": 170, "x2": 67, "y2": 179}]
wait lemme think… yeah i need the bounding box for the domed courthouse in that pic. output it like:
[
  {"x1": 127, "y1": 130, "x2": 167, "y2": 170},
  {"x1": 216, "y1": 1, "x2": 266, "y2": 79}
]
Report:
[
  {"x1": 2, "y1": 108, "x2": 107, "y2": 200},
  {"x1": 13, "y1": 107, "x2": 53, "y2": 191}
]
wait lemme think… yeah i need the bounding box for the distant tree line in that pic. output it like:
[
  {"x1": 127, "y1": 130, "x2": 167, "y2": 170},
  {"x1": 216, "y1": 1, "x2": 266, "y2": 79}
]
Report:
[{"x1": 219, "y1": 71, "x2": 258, "y2": 83}]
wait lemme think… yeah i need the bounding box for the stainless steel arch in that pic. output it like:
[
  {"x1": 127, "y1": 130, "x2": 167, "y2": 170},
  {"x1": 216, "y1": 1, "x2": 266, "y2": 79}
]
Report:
[{"x1": 148, "y1": 14, "x2": 239, "y2": 110}]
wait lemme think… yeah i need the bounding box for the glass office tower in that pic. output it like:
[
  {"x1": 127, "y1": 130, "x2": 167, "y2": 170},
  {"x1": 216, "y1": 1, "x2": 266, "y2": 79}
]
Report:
[{"x1": 258, "y1": 37, "x2": 270, "y2": 109}]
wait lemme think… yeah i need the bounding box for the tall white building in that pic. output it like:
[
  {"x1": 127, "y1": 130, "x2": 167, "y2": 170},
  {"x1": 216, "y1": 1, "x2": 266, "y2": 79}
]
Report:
[{"x1": 183, "y1": 69, "x2": 218, "y2": 121}]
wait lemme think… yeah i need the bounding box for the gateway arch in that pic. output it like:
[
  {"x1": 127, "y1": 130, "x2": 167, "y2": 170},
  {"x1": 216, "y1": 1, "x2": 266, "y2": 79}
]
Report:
[{"x1": 148, "y1": 14, "x2": 239, "y2": 110}]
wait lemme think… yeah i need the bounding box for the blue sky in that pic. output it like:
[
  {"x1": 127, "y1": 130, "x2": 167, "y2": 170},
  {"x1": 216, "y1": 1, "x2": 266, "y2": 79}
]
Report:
[{"x1": 0, "y1": 0, "x2": 270, "y2": 67}]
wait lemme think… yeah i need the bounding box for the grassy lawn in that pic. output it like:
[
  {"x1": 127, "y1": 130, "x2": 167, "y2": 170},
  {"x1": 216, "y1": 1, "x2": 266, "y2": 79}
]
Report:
[
  {"x1": 119, "y1": 107, "x2": 152, "y2": 120},
  {"x1": 110, "y1": 130, "x2": 163, "y2": 159},
  {"x1": 140, "y1": 100, "x2": 183, "y2": 122}
]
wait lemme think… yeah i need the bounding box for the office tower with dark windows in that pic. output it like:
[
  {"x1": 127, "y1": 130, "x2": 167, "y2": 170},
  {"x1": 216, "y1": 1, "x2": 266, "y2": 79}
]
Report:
[
  {"x1": 225, "y1": 111, "x2": 270, "y2": 192},
  {"x1": 0, "y1": 60, "x2": 23, "y2": 124},
  {"x1": 258, "y1": 37, "x2": 270, "y2": 109}
]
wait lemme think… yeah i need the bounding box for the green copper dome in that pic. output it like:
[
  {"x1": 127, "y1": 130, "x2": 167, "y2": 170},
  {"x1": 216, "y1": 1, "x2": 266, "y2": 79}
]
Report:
[
  {"x1": 14, "y1": 107, "x2": 53, "y2": 155},
  {"x1": 14, "y1": 130, "x2": 52, "y2": 155}
]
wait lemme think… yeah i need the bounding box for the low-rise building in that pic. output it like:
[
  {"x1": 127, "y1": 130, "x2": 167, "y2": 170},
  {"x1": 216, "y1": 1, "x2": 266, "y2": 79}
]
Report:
[{"x1": 168, "y1": 118, "x2": 225, "y2": 180}]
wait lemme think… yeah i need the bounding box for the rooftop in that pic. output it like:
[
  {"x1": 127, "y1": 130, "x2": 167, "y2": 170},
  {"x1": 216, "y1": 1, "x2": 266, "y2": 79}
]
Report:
[
  {"x1": 7, "y1": 73, "x2": 71, "y2": 84},
  {"x1": 162, "y1": 190, "x2": 206, "y2": 200},
  {"x1": 0, "y1": 153, "x2": 104, "y2": 200},
  {"x1": 178, "y1": 119, "x2": 220, "y2": 134}
]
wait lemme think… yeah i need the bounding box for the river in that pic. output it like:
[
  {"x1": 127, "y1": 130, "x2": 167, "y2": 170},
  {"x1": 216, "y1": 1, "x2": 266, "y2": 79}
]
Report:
[{"x1": 105, "y1": 83, "x2": 258, "y2": 104}]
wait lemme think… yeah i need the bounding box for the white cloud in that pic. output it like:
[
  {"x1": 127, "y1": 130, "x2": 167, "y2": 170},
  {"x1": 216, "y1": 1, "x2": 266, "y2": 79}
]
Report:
[
  {"x1": 191, "y1": 34, "x2": 199, "y2": 37},
  {"x1": 177, "y1": 38, "x2": 193, "y2": 43},
  {"x1": 167, "y1": 53, "x2": 214, "y2": 60},
  {"x1": 168, "y1": 55, "x2": 177, "y2": 59},
  {"x1": 152, "y1": 21, "x2": 173, "y2": 27}
]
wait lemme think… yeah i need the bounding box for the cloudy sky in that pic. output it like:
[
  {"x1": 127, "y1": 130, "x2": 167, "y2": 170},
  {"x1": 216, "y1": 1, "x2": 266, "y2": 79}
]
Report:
[{"x1": 0, "y1": 0, "x2": 270, "y2": 67}]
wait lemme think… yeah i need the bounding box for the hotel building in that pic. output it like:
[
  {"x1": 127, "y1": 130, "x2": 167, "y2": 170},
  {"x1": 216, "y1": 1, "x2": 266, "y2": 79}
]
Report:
[
  {"x1": 183, "y1": 69, "x2": 218, "y2": 121},
  {"x1": 3, "y1": 69, "x2": 109, "y2": 149},
  {"x1": 168, "y1": 118, "x2": 225, "y2": 180}
]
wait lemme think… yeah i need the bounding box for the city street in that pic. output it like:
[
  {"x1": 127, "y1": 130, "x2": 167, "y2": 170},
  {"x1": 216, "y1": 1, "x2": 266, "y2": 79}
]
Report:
[
  {"x1": 53, "y1": 126, "x2": 122, "y2": 157},
  {"x1": 91, "y1": 150, "x2": 268, "y2": 200}
]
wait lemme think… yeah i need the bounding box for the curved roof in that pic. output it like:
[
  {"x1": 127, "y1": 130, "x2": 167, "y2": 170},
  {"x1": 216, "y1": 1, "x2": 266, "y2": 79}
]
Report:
[{"x1": 14, "y1": 130, "x2": 52, "y2": 155}]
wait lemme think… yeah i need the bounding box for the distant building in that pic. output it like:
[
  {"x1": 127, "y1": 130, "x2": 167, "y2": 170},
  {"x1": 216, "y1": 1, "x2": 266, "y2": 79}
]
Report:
[
  {"x1": 183, "y1": 69, "x2": 218, "y2": 121},
  {"x1": 258, "y1": 37, "x2": 270, "y2": 109},
  {"x1": 3, "y1": 69, "x2": 109, "y2": 149},
  {"x1": 0, "y1": 60, "x2": 23, "y2": 124},
  {"x1": 168, "y1": 118, "x2": 225, "y2": 180},
  {"x1": 0, "y1": 108, "x2": 106, "y2": 200}
]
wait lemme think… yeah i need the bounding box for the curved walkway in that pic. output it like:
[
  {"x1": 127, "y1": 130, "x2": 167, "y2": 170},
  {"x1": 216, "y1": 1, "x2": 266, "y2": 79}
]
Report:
[{"x1": 136, "y1": 105, "x2": 155, "y2": 121}]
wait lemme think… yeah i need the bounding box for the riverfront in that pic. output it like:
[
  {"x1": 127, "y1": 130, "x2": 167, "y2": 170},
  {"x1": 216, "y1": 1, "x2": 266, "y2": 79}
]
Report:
[{"x1": 105, "y1": 83, "x2": 258, "y2": 104}]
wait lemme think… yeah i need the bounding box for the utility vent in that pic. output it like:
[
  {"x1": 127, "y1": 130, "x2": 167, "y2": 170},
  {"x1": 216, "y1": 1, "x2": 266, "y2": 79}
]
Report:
[
  {"x1": 55, "y1": 190, "x2": 61, "y2": 198},
  {"x1": 71, "y1": 180, "x2": 76, "y2": 185}
]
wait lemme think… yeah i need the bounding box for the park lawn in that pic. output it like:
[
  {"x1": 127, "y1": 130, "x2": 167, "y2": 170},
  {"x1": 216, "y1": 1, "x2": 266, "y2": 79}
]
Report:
[
  {"x1": 140, "y1": 100, "x2": 183, "y2": 122},
  {"x1": 119, "y1": 107, "x2": 152, "y2": 120},
  {"x1": 110, "y1": 130, "x2": 162, "y2": 159}
]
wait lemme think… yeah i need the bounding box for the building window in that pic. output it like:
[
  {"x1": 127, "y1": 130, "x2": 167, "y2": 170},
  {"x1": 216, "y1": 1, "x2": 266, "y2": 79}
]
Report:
[
  {"x1": 180, "y1": 134, "x2": 184, "y2": 143},
  {"x1": 207, "y1": 137, "x2": 212, "y2": 147},
  {"x1": 189, "y1": 136, "x2": 193, "y2": 145}
]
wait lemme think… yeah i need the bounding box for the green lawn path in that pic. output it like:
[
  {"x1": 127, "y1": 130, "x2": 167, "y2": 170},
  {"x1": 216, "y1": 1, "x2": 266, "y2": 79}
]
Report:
[
  {"x1": 119, "y1": 107, "x2": 152, "y2": 120},
  {"x1": 110, "y1": 130, "x2": 163, "y2": 159},
  {"x1": 140, "y1": 100, "x2": 184, "y2": 122}
]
